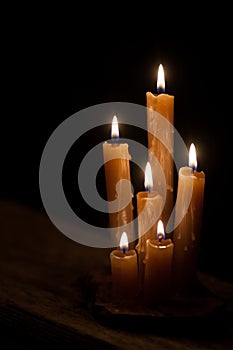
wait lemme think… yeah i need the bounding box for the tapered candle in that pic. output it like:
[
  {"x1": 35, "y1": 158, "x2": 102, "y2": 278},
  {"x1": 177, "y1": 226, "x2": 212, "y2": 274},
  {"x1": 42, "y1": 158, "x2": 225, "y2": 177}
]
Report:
[
  {"x1": 110, "y1": 232, "x2": 139, "y2": 299},
  {"x1": 135, "y1": 161, "x2": 163, "y2": 290},
  {"x1": 146, "y1": 64, "x2": 174, "y2": 229},
  {"x1": 143, "y1": 219, "x2": 174, "y2": 306},
  {"x1": 172, "y1": 143, "x2": 205, "y2": 294},
  {"x1": 103, "y1": 116, "x2": 134, "y2": 245}
]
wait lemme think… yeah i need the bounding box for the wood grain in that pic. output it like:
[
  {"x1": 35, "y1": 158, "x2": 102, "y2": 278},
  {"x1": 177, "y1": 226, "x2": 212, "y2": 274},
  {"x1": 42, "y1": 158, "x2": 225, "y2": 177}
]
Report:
[{"x1": 0, "y1": 199, "x2": 233, "y2": 349}]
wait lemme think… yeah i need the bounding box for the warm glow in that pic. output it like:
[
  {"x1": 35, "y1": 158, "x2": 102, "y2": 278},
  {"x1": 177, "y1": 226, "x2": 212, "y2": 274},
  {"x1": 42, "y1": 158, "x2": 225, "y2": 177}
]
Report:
[
  {"x1": 144, "y1": 161, "x2": 153, "y2": 192},
  {"x1": 111, "y1": 115, "x2": 119, "y2": 139},
  {"x1": 157, "y1": 64, "x2": 165, "y2": 93},
  {"x1": 119, "y1": 232, "x2": 129, "y2": 252},
  {"x1": 189, "y1": 143, "x2": 197, "y2": 170},
  {"x1": 157, "y1": 219, "x2": 165, "y2": 241}
]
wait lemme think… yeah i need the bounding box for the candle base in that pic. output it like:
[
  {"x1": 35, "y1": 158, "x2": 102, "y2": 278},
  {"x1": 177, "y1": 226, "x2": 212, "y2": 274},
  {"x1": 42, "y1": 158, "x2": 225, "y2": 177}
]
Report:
[{"x1": 86, "y1": 267, "x2": 227, "y2": 335}]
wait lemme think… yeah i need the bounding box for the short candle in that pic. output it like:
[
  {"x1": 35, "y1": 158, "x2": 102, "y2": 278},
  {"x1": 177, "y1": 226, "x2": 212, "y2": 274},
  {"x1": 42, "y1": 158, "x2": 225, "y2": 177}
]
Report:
[
  {"x1": 143, "y1": 219, "x2": 174, "y2": 306},
  {"x1": 110, "y1": 232, "x2": 139, "y2": 299}
]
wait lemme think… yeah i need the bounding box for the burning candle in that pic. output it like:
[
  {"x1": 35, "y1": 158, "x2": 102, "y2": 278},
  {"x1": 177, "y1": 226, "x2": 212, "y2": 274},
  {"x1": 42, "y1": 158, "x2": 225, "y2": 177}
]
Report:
[
  {"x1": 135, "y1": 161, "x2": 163, "y2": 289},
  {"x1": 103, "y1": 116, "x2": 134, "y2": 246},
  {"x1": 110, "y1": 232, "x2": 139, "y2": 299},
  {"x1": 143, "y1": 219, "x2": 174, "y2": 306},
  {"x1": 172, "y1": 143, "x2": 205, "y2": 294},
  {"x1": 146, "y1": 64, "x2": 174, "y2": 229}
]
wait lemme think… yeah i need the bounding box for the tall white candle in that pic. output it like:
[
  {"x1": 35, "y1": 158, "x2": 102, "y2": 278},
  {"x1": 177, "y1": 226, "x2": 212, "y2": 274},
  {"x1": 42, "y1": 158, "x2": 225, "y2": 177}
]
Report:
[
  {"x1": 146, "y1": 64, "x2": 174, "y2": 229},
  {"x1": 103, "y1": 116, "x2": 134, "y2": 246},
  {"x1": 135, "y1": 162, "x2": 163, "y2": 290},
  {"x1": 172, "y1": 143, "x2": 205, "y2": 294}
]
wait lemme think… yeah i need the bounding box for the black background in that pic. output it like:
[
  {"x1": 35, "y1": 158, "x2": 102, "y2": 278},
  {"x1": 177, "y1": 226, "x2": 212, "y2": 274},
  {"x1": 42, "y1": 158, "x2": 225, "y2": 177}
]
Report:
[{"x1": 2, "y1": 22, "x2": 232, "y2": 284}]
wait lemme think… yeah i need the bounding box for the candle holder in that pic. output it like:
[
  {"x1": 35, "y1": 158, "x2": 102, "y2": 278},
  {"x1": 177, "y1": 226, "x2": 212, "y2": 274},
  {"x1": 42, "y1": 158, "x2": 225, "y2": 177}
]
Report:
[{"x1": 85, "y1": 265, "x2": 228, "y2": 335}]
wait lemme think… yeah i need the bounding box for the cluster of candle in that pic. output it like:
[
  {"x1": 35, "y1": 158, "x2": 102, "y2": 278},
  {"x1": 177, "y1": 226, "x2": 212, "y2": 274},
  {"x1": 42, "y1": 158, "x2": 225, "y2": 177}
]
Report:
[{"x1": 103, "y1": 64, "x2": 205, "y2": 305}]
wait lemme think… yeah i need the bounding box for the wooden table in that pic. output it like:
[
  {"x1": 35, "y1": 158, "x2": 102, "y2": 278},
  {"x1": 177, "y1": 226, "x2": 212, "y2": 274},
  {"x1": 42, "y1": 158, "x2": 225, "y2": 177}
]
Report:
[{"x1": 1, "y1": 199, "x2": 233, "y2": 349}]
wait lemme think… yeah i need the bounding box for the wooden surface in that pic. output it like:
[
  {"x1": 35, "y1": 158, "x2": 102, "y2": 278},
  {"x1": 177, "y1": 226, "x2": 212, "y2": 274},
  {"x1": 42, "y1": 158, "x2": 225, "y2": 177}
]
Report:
[{"x1": 0, "y1": 199, "x2": 233, "y2": 349}]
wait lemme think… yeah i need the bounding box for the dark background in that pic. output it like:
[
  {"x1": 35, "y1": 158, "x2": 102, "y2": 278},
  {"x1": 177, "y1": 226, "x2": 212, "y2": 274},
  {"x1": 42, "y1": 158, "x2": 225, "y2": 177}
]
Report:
[{"x1": 2, "y1": 25, "x2": 232, "y2": 284}]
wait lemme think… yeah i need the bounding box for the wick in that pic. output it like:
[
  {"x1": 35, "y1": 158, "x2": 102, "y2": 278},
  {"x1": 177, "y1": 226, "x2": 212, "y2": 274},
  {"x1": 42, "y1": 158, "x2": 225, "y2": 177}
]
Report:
[
  {"x1": 191, "y1": 166, "x2": 197, "y2": 174},
  {"x1": 157, "y1": 87, "x2": 165, "y2": 95},
  {"x1": 158, "y1": 234, "x2": 163, "y2": 243},
  {"x1": 110, "y1": 137, "x2": 119, "y2": 145},
  {"x1": 121, "y1": 247, "x2": 127, "y2": 255}
]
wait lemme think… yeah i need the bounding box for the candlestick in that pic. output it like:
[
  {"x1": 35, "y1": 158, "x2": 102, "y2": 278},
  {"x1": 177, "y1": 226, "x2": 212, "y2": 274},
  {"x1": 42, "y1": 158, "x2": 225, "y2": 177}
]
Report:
[
  {"x1": 110, "y1": 232, "x2": 139, "y2": 299},
  {"x1": 143, "y1": 220, "x2": 174, "y2": 306},
  {"x1": 172, "y1": 143, "x2": 205, "y2": 294},
  {"x1": 103, "y1": 116, "x2": 134, "y2": 246},
  {"x1": 135, "y1": 161, "x2": 163, "y2": 290},
  {"x1": 146, "y1": 64, "x2": 174, "y2": 229}
]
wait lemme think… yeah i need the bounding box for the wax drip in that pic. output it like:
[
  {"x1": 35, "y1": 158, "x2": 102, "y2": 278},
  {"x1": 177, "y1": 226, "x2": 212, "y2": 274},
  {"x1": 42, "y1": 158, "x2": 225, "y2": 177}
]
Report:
[
  {"x1": 184, "y1": 214, "x2": 188, "y2": 251},
  {"x1": 191, "y1": 205, "x2": 196, "y2": 241},
  {"x1": 177, "y1": 215, "x2": 182, "y2": 239},
  {"x1": 137, "y1": 199, "x2": 157, "y2": 252}
]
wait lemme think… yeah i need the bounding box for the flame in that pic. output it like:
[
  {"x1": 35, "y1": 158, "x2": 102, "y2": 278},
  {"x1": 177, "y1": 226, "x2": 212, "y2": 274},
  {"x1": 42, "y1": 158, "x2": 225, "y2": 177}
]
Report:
[
  {"x1": 119, "y1": 232, "x2": 129, "y2": 252},
  {"x1": 189, "y1": 143, "x2": 197, "y2": 170},
  {"x1": 144, "y1": 161, "x2": 153, "y2": 192},
  {"x1": 111, "y1": 115, "x2": 119, "y2": 139},
  {"x1": 157, "y1": 64, "x2": 165, "y2": 93},
  {"x1": 157, "y1": 219, "x2": 165, "y2": 240}
]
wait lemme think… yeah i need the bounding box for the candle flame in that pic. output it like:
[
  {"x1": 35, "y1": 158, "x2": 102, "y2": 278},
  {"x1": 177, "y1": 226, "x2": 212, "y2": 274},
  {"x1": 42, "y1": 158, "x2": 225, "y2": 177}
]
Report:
[
  {"x1": 157, "y1": 64, "x2": 165, "y2": 93},
  {"x1": 119, "y1": 232, "x2": 129, "y2": 252},
  {"x1": 189, "y1": 143, "x2": 197, "y2": 171},
  {"x1": 144, "y1": 161, "x2": 153, "y2": 192},
  {"x1": 111, "y1": 115, "x2": 119, "y2": 139},
  {"x1": 157, "y1": 219, "x2": 165, "y2": 241}
]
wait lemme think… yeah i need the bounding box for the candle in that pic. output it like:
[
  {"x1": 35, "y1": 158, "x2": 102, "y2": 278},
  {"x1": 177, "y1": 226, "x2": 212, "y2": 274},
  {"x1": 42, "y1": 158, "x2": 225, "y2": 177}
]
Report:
[
  {"x1": 135, "y1": 161, "x2": 163, "y2": 290},
  {"x1": 146, "y1": 64, "x2": 174, "y2": 229},
  {"x1": 143, "y1": 219, "x2": 174, "y2": 306},
  {"x1": 103, "y1": 116, "x2": 134, "y2": 246},
  {"x1": 172, "y1": 143, "x2": 205, "y2": 294},
  {"x1": 110, "y1": 232, "x2": 139, "y2": 299}
]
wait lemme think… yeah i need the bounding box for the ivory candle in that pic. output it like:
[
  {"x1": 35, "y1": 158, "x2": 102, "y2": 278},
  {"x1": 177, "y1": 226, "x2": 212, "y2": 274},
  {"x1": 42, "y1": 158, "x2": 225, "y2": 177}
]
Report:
[
  {"x1": 172, "y1": 143, "x2": 205, "y2": 294},
  {"x1": 110, "y1": 232, "x2": 139, "y2": 299},
  {"x1": 143, "y1": 220, "x2": 174, "y2": 306},
  {"x1": 146, "y1": 64, "x2": 174, "y2": 229},
  {"x1": 103, "y1": 116, "x2": 134, "y2": 245},
  {"x1": 135, "y1": 161, "x2": 163, "y2": 289}
]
